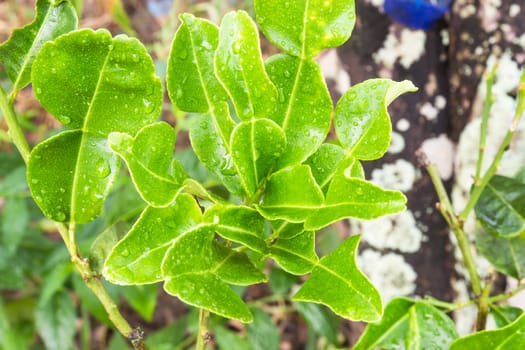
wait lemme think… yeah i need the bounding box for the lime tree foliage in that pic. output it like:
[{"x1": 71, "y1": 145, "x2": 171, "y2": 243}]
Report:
[{"x1": 7, "y1": 0, "x2": 525, "y2": 349}]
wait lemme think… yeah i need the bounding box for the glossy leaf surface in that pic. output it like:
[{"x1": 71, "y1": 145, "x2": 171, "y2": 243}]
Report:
[
  {"x1": 475, "y1": 175, "x2": 525, "y2": 238},
  {"x1": 475, "y1": 229, "x2": 525, "y2": 279},
  {"x1": 28, "y1": 29, "x2": 162, "y2": 223},
  {"x1": 231, "y1": 119, "x2": 285, "y2": 197},
  {"x1": 215, "y1": 10, "x2": 278, "y2": 120},
  {"x1": 304, "y1": 143, "x2": 346, "y2": 188},
  {"x1": 305, "y1": 175, "x2": 406, "y2": 230},
  {"x1": 450, "y1": 313, "x2": 525, "y2": 350},
  {"x1": 0, "y1": 0, "x2": 77, "y2": 91},
  {"x1": 335, "y1": 79, "x2": 416, "y2": 160},
  {"x1": 293, "y1": 235, "x2": 381, "y2": 322},
  {"x1": 109, "y1": 122, "x2": 186, "y2": 207},
  {"x1": 103, "y1": 194, "x2": 202, "y2": 284},
  {"x1": 270, "y1": 232, "x2": 318, "y2": 275},
  {"x1": 255, "y1": 0, "x2": 356, "y2": 58},
  {"x1": 353, "y1": 297, "x2": 459, "y2": 350},
  {"x1": 257, "y1": 165, "x2": 324, "y2": 222},
  {"x1": 266, "y1": 54, "x2": 332, "y2": 166}
]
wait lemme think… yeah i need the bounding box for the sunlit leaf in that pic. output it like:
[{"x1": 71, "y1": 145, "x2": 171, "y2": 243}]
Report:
[
  {"x1": 270, "y1": 232, "x2": 318, "y2": 275},
  {"x1": 255, "y1": 0, "x2": 356, "y2": 58},
  {"x1": 28, "y1": 29, "x2": 162, "y2": 223},
  {"x1": 304, "y1": 144, "x2": 345, "y2": 188},
  {"x1": 475, "y1": 229, "x2": 525, "y2": 279},
  {"x1": 293, "y1": 235, "x2": 382, "y2": 322},
  {"x1": 0, "y1": 0, "x2": 77, "y2": 91}
]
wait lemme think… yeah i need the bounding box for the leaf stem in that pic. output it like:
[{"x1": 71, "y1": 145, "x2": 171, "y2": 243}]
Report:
[
  {"x1": 0, "y1": 85, "x2": 31, "y2": 163},
  {"x1": 476, "y1": 280, "x2": 491, "y2": 331},
  {"x1": 196, "y1": 308, "x2": 211, "y2": 350}
]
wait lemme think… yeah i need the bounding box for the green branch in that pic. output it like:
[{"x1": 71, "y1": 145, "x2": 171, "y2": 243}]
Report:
[{"x1": 0, "y1": 86, "x2": 31, "y2": 163}]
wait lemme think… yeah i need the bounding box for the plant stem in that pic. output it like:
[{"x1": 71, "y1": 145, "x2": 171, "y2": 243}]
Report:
[
  {"x1": 196, "y1": 308, "x2": 211, "y2": 350},
  {"x1": 489, "y1": 282, "x2": 525, "y2": 303},
  {"x1": 476, "y1": 280, "x2": 491, "y2": 331},
  {"x1": 0, "y1": 86, "x2": 30, "y2": 163}
]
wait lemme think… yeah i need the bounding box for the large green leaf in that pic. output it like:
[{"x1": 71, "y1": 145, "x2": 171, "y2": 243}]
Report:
[
  {"x1": 450, "y1": 313, "x2": 525, "y2": 349},
  {"x1": 0, "y1": 0, "x2": 77, "y2": 91},
  {"x1": 231, "y1": 118, "x2": 285, "y2": 197},
  {"x1": 257, "y1": 165, "x2": 324, "y2": 222},
  {"x1": 475, "y1": 175, "x2": 525, "y2": 238},
  {"x1": 269, "y1": 232, "x2": 318, "y2": 275},
  {"x1": 167, "y1": 14, "x2": 227, "y2": 112},
  {"x1": 162, "y1": 226, "x2": 267, "y2": 322},
  {"x1": 28, "y1": 29, "x2": 162, "y2": 223},
  {"x1": 109, "y1": 122, "x2": 187, "y2": 207},
  {"x1": 215, "y1": 10, "x2": 278, "y2": 120},
  {"x1": 293, "y1": 235, "x2": 381, "y2": 322},
  {"x1": 266, "y1": 54, "x2": 332, "y2": 167},
  {"x1": 475, "y1": 229, "x2": 525, "y2": 279},
  {"x1": 335, "y1": 79, "x2": 417, "y2": 160},
  {"x1": 304, "y1": 174, "x2": 406, "y2": 230},
  {"x1": 103, "y1": 194, "x2": 202, "y2": 285},
  {"x1": 254, "y1": 0, "x2": 356, "y2": 58},
  {"x1": 353, "y1": 297, "x2": 459, "y2": 350},
  {"x1": 204, "y1": 204, "x2": 268, "y2": 254}
]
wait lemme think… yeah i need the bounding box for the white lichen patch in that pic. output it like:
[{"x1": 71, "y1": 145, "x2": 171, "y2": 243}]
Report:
[
  {"x1": 371, "y1": 159, "x2": 419, "y2": 192},
  {"x1": 480, "y1": 0, "x2": 501, "y2": 32},
  {"x1": 509, "y1": 4, "x2": 521, "y2": 17},
  {"x1": 396, "y1": 118, "x2": 410, "y2": 132},
  {"x1": 374, "y1": 29, "x2": 426, "y2": 70},
  {"x1": 317, "y1": 48, "x2": 351, "y2": 96},
  {"x1": 354, "y1": 210, "x2": 426, "y2": 253},
  {"x1": 388, "y1": 131, "x2": 405, "y2": 154},
  {"x1": 365, "y1": 0, "x2": 385, "y2": 9},
  {"x1": 420, "y1": 102, "x2": 439, "y2": 121},
  {"x1": 420, "y1": 134, "x2": 455, "y2": 180},
  {"x1": 358, "y1": 250, "x2": 417, "y2": 302}
]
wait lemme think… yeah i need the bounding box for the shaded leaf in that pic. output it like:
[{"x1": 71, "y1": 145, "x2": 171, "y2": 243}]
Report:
[
  {"x1": 246, "y1": 308, "x2": 280, "y2": 350},
  {"x1": 475, "y1": 175, "x2": 525, "y2": 238},
  {"x1": 490, "y1": 305, "x2": 524, "y2": 328},
  {"x1": 109, "y1": 122, "x2": 186, "y2": 207},
  {"x1": 475, "y1": 229, "x2": 525, "y2": 279},
  {"x1": 215, "y1": 10, "x2": 278, "y2": 120},
  {"x1": 28, "y1": 29, "x2": 162, "y2": 223},
  {"x1": 293, "y1": 235, "x2": 382, "y2": 322},
  {"x1": 270, "y1": 232, "x2": 318, "y2": 275},
  {"x1": 268, "y1": 267, "x2": 298, "y2": 295},
  {"x1": 255, "y1": 0, "x2": 356, "y2": 58},
  {"x1": 0, "y1": 166, "x2": 27, "y2": 197},
  {"x1": 266, "y1": 54, "x2": 332, "y2": 166},
  {"x1": 0, "y1": 0, "x2": 77, "y2": 91},
  {"x1": 1, "y1": 197, "x2": 29, "y2": 253},
  {"x1": 35, "y1": 291, "x2": 76, "y2": 350},
  {"x1": 296, "y1": 302, "x2": 340, "y2": 345},
  {"x1": 215, "y1": 326, "x2": 253, "y2": 350},
  {"x1": 335, "y1": 79, "x2": 416, "y2": 160},
  {"x1": 121, "y1": 284, "x2": 158, "y2": 322}
]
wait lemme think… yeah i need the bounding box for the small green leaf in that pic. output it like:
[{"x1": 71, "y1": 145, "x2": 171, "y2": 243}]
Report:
[
  {"x1": 215, "y1": 10, "x2": 278, "y2": 120},
  {"x1": 491, "y1": 305, "x2": 524, "y2": 328},
  {"x1": 293, "y1": 235, "x2": 382, "y2": 322},
  {"x1": 270, "y1": 232, "x2": 318, "y2": 275},
  {"x1": 255, "y1": 0, "x2": 356, "y2": 58},
  {"x1": 304, "y1": 175, "x2": 406, "y2": 231},
  {"x1": 304, "y1": 143, "x2": 345, "y2": 188},
  {"x1": 475, "y1": 229, "x2": 525, "y2": 279},
  {"x1": 35, "y1": 291, "x2": 76, "y2": 350},
  {"x1": 215, "y1": 327, "x2": 253, "y2": 350},
  {"x1": 121, "y1": 284, "x2": 158, "y2": 322},
  {"x1": 167, "y1": 14, "x2": 227, "y2": 112},
  {"x1": 246, "y1": 308, "x2": 280, "y2": 350},
  {"x1": 1, "y1": 197, "x2": 29, "y2": 253},
  {"x1": 103, "y1": 194, "x2": 202, "y2": 285},
  {"x1": 231, "y1": 118, "x2": 285, "y2": 197},
  {"x1": 0, "y1": 0, "x2": 78, "y2": 91},
  {"x1": 271, "y1": 221, "x2": 305, "y2": 240},
  {"x1": 475, "y1": 175, "x2": 525, "y2": 238},
  {"x1": 266, "y1": 54, "x2": 332, "y2": 166},
  {"x1": 353, "y1": 298, "x2": 459, "y2": 350},
  {"x1": 204, "y1": 204, "x2": 268, "y2": 254},
  {"x1": 335, "y1": 79, "x2": 417, "y2": 160},
  {"x1": 89, "y1": 225, "x2": 125, "y2": 274},
  {"x1": 295, "y1": 302, "x2": 340, "y2": 345},
  {"x1": 28, "y1": 29, "x2": 162, "y2": 223},
  {"x1": 109, "y1": 122, "x2": 186, "y2": 207},
  {"x1": 450, "y1": 313, "x2": 525, "y2": 349},
  {"x1": 257, "y1": 165, "x2": 324, "y2": 222}
]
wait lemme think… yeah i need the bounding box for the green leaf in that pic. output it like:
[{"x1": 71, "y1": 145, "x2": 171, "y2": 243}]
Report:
[
  {"x1": 271, "y1": 220, "x2": 305, "y2": 239},
  {"x1": 475, "y1": 175, "x2": 525, "y2": 238},
  {"x1": 1, "y1": 197, "x2": 29, "y2": 253},
  {"x1": 254, "y1": 0, "x2": 356, "y2": 58},
  {"x1": 121, "y1": 284, "x2": 158, "y2": 322},
  {"x1": 304, "y1": 144, "x2": 345, "y2": 188},
  {"x1": 475, "y1": 229, "x2": 525, "y2": 279},
  {"x1": 295, "y1": 302, "x2": 340, "y2": 345},
  {"x1": 28, "y1": 29, "x2": 162, "y2": 223},
  {"x1": 0, "y1": 0, "x2": 78, "y2": 91},
  {"x1": 268, "y1": 267, "x2": 298, "y2": 295},
  {"x1": 491, "y1": 305, "x2": 524, "y2": 328},
  {"x1": 257, "y1": 165, "x2": 324, "y2": 222},
  {"x1": 353, "y1": 298, "x2": 459, "y2": 350},
  {"x1": 231, "y1": 118, "x2": 285, "y2": 197},
  {"x1": 266, "y1": 54, "x2": 332, "y2": 166},
  {"x1": 204, "y1": 204, "x2": 268, "y2": 254},
  {"x1": 103, "y1": 194, "x2": 202, "y2": 284},
  {"x1": 215, "y1": 327, "x2": 253, "y2": 350},
  {"x1": 304, "y1": 175, "x2": 406, "y2": 231},
  {"x1": 215, "y1": 10, "x2": 278, "y2": 120},
  {"x1": 35, "y1": 291, "x2": 76, "y2": 350},
  {"x1": 293, "y1": 235, "x2": 382, "y2": 322},
  {"x1": 167, "y1": 14, "x2": 227, "y2": 113},
  {"x1": 109, "y1": 122, "x2": 186, "y2": 207},
  {"x1": 450, "y1": 313, "x2": 525, "y2": 349},
  {"x1": 0, "y1": 166, "x2": 27, "y2": 197},
  {"x1": 162, "y1": 226, "x2": 267, "y2": 322},
  {"x1": 246, "y1": 308, "x2": 280, "y2": 350},
  {"x1": 270, "y1": 232, "x2": 318, "y2": 275},
  {"x1": 335, "y1": 79, "x2": 417, "y2": 160}
]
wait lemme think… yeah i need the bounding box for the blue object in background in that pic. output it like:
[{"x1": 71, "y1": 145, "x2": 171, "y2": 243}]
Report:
[{"x1": 384, "y1": 0, "x2": 453, "y2": 30}]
